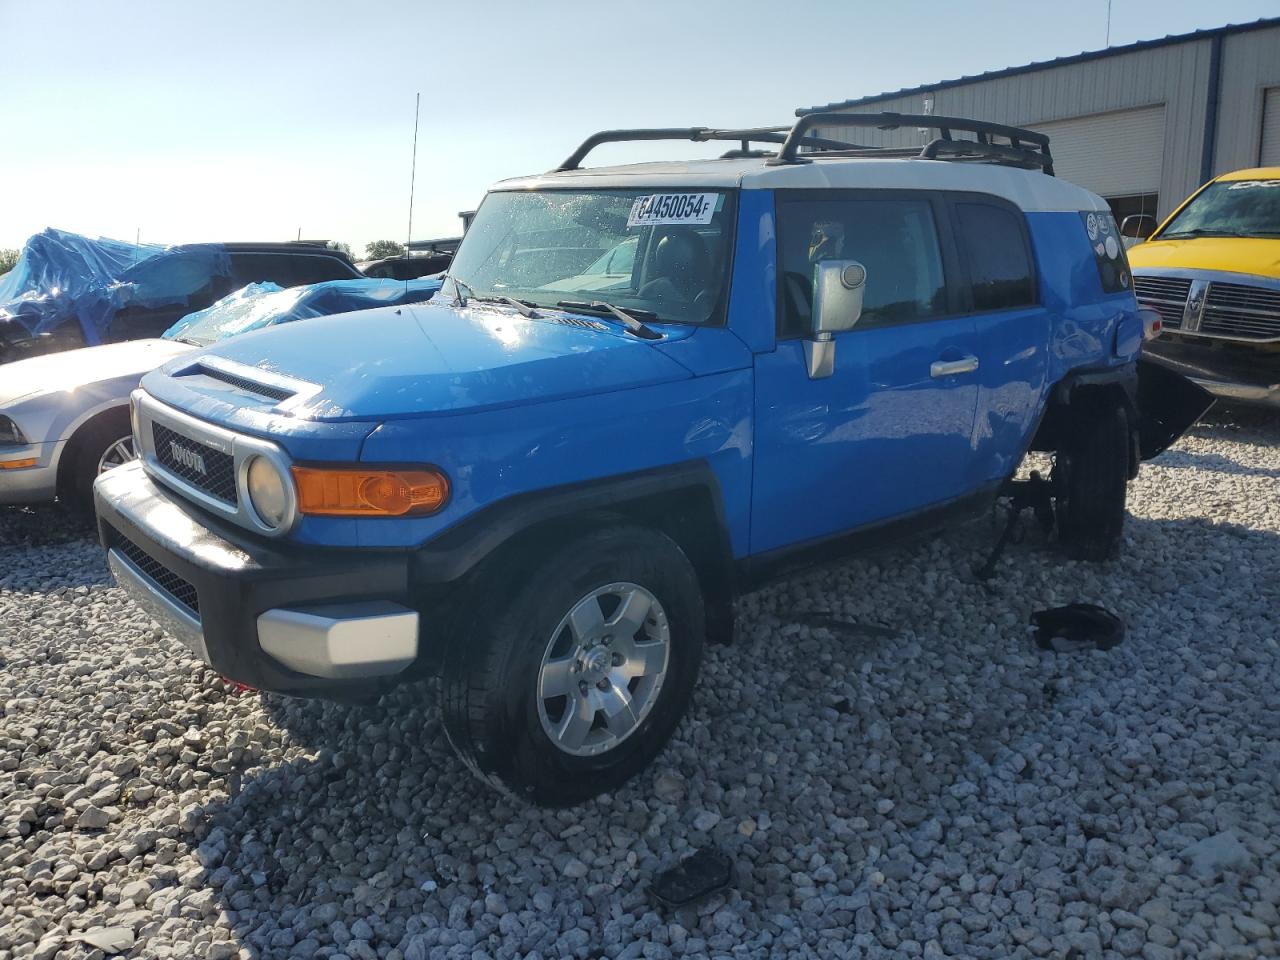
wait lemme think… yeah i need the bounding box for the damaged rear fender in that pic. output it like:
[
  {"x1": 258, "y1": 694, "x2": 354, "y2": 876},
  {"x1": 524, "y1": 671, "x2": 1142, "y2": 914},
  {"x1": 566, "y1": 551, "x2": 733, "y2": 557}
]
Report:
[
  {"x1": 1134, "y1": 354, "x2": 1215, "y2": 460},
  {"x1": 1032, "y1": 357, "x2": 1213, "y2": 462}
]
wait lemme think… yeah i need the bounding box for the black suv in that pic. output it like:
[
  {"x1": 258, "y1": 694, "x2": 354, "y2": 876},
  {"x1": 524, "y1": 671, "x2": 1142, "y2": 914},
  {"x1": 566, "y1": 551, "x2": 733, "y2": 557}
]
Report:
[{"x1": 0, "y1": 242, "x2": 361, "y2": 364}]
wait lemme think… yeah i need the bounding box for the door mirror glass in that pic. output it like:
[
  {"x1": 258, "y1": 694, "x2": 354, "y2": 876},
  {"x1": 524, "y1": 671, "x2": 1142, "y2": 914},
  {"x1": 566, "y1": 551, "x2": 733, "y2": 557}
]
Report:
[
  {"x1": 1119, "y1": 213, "x2": 1157, "y2": 240},
  {"x1": 812, "y1": 259, "x2": 866, "y2": 335}
]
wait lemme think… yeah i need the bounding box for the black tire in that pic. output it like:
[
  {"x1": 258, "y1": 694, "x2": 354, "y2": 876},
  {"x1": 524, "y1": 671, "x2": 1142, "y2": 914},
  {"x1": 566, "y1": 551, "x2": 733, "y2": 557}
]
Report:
[
  {"x1": 441, "y1": 525, "x2": 705, "y2": 806},
  {"x1": 58, "y1": 410, "x2": 134, "y2": 513},
  {"x1": 1055, "y1": 402, "x2": 1130, "y2": 561}
]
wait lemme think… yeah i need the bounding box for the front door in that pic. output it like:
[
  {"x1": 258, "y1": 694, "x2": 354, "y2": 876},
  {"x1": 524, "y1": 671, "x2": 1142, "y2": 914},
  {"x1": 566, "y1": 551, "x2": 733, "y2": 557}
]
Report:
[{"x1": 750, "y1": 191, "x2": 983, "y2": 555}]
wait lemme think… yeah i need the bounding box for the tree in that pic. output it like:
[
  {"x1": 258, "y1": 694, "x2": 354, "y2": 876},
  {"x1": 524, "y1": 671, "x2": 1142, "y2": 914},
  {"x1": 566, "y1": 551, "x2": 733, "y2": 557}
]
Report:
[
  {"x1": 327, "y1": 241, "x2": 354, "y2": 260},
  {"x1": 364, "y1": 240, "x2": 406, "y2": 260},
  {"x1": 0, "y1": 248, "x2": 19, "y2": 276}
]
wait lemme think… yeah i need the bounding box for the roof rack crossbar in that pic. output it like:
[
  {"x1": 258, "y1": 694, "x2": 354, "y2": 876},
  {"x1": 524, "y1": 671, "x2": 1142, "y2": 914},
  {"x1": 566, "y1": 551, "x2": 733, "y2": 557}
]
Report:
[
  {"x1": 767, "y1": 111, "x2": 1054, "y2": 174},
  {"x1": 554, "y1": 126, "x2": 869, "y2": 172},
  {"x1": 918, "y1": 138, "x2": 1047, "y2": 170}
]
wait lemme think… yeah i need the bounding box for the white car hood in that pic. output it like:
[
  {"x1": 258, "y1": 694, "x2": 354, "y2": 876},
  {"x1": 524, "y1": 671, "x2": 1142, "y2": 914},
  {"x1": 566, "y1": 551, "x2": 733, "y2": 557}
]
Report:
[{"x1": 0, "y1": 339, "x2": 194, "y2": 406}]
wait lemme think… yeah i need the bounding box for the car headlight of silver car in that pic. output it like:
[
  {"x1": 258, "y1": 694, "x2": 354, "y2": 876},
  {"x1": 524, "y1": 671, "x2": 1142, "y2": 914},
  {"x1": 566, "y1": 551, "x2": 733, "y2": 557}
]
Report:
[
  {"x1": 245, "y1": 455, "x2": 291, "y2": 529},
  {"x1": 0, "y1": 415, "x2": 28, "y2": 447}
]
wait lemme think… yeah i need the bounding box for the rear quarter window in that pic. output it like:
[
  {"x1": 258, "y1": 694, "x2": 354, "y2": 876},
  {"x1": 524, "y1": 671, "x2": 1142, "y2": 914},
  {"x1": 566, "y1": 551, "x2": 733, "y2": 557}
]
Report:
[
  {"x1": 1080, "y1": 210, "x2": 1132, "y2": 295},
  {"x1": 954, "y1": 202, "x2": 1036, "y2": 310}
]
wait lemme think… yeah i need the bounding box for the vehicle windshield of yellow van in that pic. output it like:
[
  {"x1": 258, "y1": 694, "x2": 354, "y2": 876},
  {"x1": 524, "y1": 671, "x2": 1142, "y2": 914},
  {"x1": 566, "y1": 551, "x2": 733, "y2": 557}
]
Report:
[{"x1": 1159, "y1": 179, "x2": 1280, "y2": 240}]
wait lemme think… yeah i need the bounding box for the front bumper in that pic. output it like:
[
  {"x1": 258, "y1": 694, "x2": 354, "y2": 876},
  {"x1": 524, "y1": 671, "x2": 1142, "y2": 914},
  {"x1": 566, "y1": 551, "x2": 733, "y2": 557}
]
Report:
[
  {"x1": 94, "y1": 461, "x2": 419, "y2": 698},
  {"x1": 1144, "y1": 336, "x2": 1280, "y2": 407},
  {"x1": 0, "y1": 440, "x2": 64, "y2": 504}
]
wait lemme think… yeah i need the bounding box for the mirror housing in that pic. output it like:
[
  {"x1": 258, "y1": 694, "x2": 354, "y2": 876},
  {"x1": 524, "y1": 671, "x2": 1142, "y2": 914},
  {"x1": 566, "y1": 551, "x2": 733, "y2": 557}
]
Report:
[
  {"x1": 1120, "y1": 213, "x2": 1157, "y2": 240},
  {"x1": 806, "y1": 260, "x2": 866, "y2": 379}
]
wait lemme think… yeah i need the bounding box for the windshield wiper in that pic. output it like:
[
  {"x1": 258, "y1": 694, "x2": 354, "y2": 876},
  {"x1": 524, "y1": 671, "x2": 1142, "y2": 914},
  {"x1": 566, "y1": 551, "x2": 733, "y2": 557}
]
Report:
[
  {"x1": 497, "y1": 296, "x2": 541, "y2": 318},
  {"x1": 556, "y1": 300, "x2": 662, "y2": 340},
  {"x1": 447, "y1": 278, "x2": 544, "y2": 318},
  {"x1": 448, "y1": 275, "x2": 477, "y2": 307},
  {"x1": 1160, "y1": 228, "x2": 1249, "y2": 239}
]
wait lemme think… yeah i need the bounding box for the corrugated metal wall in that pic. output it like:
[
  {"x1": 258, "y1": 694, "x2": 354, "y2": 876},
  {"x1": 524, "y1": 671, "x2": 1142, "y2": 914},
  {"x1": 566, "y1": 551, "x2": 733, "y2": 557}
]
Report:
[
  {"x1": 1216, "y1": 26, "x2": 1280, "y2": 171},
  {"x1": 813, "y1": 24, "x2": 1280, "y2": 219}
]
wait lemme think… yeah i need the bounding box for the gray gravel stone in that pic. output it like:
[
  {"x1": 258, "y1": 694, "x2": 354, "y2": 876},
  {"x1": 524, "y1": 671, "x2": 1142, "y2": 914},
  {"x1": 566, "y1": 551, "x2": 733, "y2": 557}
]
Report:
[{"x1": 1, "y1": 406, "x2": 1278, "y2": 958}]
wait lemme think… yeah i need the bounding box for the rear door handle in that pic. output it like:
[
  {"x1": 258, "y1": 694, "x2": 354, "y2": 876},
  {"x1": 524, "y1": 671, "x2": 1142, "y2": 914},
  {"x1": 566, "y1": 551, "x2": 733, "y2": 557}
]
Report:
[{"x1": 930, "y1": 356, "x2": 980, "y2": 378}]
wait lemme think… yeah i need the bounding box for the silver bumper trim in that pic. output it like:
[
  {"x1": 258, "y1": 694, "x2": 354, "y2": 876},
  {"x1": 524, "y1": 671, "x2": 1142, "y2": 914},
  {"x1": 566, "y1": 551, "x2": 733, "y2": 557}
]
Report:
[
  {"x1": 257, "y1": 602, "x2": 419, "y2": 680},
  {"x1": 1190, "y1": 377, "x2": 1280, "y2": 406},
  {"x1": 107, "y1": 547, "x2": 210, "y2": 663}
]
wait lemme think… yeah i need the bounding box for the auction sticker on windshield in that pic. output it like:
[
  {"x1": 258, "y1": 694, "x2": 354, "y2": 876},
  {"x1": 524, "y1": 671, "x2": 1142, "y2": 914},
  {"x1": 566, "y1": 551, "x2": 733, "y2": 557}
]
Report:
[{"x1": 627, "y1": 193, "x2": 719, "y2": 228}]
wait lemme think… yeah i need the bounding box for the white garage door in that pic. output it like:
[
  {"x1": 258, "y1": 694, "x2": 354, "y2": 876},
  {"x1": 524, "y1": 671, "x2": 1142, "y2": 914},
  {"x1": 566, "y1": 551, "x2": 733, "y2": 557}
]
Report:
[
  {"x1": 1261, "y1": 88, "x2": 1280, "y2": 167},
  {"x1": 1031, "y1": 105, "x2": 1166, "y2": 199}
]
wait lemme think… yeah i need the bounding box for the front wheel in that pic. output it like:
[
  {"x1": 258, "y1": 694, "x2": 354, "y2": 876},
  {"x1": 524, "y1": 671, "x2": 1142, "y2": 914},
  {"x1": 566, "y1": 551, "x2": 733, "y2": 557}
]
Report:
[
  {"x1": 60, "y1": 411, "x2": 136, "y2": 512},
  {"x1": 441, "y1": 525, "x2": 705, "y2": 806}
]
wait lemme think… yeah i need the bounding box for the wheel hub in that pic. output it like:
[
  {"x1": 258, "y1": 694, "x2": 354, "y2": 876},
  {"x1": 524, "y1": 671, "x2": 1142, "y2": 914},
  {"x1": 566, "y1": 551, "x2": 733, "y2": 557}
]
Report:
[
  {"x1": 578, "y1": 645, "x2": 612, "y2": 684},
  {"x1": 536, "y1": 581, "x2": 671, "y2": 758}
]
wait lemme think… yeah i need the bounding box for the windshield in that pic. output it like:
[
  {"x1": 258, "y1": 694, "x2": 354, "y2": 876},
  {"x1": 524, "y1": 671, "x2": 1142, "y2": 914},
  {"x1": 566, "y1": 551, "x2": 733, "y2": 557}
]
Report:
[
  {"x1": 445, "y1": 189, "x2": 737, "y2": 325},
  {"x1": 1159, "y1": 179, "x2": 1280, "y2": 239}
]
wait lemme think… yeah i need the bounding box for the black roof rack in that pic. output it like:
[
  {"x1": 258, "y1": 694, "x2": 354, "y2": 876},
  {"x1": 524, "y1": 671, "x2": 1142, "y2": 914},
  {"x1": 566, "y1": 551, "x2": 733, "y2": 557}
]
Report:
[
  {"x1": 554, "y1": 126, "x2": 864, "y2": 172},
  {"x1": 557, "y1": 112, "x2": 1053, "y2": 175},
  {"x1": 768, "y1": 112, "x2": 1053, "y2": 173}
]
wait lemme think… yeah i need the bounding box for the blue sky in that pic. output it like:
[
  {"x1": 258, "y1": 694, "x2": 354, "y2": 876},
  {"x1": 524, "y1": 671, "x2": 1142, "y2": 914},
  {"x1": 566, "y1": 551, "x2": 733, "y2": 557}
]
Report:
[{"x1": 3, "y1": 0, "x2": 1276, "y2": 256}]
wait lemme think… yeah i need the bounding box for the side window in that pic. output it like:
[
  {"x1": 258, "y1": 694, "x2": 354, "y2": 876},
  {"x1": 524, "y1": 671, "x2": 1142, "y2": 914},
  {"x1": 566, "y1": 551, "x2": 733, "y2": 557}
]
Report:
[
  {"x1": 230, "y1": 254, "x2": 297, "y2": 288},
  {"x1": 955, "y1": 203, "x2": 1036, "y2": 310},
  {"x1": 291, "y1": 255, "x2": 357, "y2": 285},
  {"x1": 607, "y1": 238, "x2": 637, "y2": 275},
  {"x1": 777, "y1": 196, "x2": 948, "y2": 338}
]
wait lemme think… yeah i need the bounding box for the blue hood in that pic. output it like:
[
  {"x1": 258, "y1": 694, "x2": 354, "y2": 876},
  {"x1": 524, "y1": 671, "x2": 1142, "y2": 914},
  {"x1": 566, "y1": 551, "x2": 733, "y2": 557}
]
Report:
[{"x1": 151, "y1": 299, "x2": 695, "y2": 422}]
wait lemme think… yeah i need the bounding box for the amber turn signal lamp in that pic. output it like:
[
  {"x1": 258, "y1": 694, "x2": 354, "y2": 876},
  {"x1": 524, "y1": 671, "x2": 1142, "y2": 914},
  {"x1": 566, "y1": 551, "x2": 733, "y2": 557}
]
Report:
[
  {"x1": 291, "y1": 466, "x2": 449, "y2": 517},
  {"x1": 0, "y1": 458, "x2": 37, "y2": 470}
]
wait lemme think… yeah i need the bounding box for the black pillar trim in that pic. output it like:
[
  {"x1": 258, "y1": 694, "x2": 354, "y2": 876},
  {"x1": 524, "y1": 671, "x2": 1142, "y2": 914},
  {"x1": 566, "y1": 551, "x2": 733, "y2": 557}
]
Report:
[{"x1": 1200, "y1": 34, "x2": 1224, "y2": 185}]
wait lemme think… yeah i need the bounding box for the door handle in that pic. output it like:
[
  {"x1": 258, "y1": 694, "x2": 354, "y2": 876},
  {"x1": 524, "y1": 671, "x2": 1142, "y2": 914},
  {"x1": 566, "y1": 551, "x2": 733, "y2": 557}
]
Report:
[{"x1": 930, "y1": 356, "x2": 980, "y2": 378}]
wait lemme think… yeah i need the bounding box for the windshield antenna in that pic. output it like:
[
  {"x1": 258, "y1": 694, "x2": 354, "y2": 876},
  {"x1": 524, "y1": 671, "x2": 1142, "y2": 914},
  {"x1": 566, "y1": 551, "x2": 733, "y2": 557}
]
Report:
[{"x1": 405, "y1": 91, "x2": 421, "y2": 298}]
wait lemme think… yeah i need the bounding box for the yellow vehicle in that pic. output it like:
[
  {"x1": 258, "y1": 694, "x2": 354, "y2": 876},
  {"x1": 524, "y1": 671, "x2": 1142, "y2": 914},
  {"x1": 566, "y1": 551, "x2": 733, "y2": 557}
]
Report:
[{"x1": 1128, "y1": 167, "x2": 1280, "y2": 407}]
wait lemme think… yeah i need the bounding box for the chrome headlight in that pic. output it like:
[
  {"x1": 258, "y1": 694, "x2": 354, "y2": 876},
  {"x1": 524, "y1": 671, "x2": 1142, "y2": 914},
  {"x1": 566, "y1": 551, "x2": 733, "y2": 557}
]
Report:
[
  {"x1": 0, "y1": 415, "x2": 27, "y2": 447},
  {"x1": 246, "y1": 456, "x2": 290, "y2": 529}
]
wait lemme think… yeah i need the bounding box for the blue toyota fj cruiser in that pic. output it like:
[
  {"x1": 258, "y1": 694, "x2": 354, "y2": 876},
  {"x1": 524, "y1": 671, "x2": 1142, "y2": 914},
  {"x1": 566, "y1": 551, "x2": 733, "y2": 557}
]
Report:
[{"x1": 95, "y1": 114, "x2": 1210, "y2": 805}]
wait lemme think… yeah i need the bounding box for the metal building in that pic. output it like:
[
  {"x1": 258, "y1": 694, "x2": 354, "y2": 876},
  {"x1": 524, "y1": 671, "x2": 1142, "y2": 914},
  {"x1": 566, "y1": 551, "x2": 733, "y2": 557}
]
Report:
[{"x1": 801, "y1": 18, "x2": 1280, "y2": 223}]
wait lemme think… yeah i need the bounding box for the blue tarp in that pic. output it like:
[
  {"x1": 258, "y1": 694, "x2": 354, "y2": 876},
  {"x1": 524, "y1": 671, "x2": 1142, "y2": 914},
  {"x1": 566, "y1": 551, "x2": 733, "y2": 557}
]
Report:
[
  {"x1": 0, "y1": 228, "x2": 230, "y2": 345},
  {"x1": 164, "y1": 276, "x2": 444, "y2": 345}
]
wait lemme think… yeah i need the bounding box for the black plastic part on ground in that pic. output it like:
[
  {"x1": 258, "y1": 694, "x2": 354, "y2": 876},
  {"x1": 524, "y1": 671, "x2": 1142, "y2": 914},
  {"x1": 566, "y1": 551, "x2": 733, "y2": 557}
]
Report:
[
  {"x1": 650, "y1": 848, "x2": 734, "y2": 909},
  {"x1": 1030, "y1": 603, "x2": 1125, "y2": 653}
]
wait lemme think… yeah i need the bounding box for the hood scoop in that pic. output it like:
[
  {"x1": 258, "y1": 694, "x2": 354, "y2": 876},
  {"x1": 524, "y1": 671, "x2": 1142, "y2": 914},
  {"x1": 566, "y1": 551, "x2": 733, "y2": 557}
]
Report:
[
  {"x1": 196, "y1": 364, "x2": 295, "y2": 402},
  {"x1": 175, "y1": 356, "x2": 319, "y2": 410}
]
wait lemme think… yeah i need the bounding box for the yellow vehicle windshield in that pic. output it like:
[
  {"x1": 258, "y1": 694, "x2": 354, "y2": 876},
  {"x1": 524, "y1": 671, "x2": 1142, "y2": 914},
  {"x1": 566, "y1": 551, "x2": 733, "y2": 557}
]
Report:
[{"x1": 1158, "y1": 179, "x2": 1280, "y2": 240}]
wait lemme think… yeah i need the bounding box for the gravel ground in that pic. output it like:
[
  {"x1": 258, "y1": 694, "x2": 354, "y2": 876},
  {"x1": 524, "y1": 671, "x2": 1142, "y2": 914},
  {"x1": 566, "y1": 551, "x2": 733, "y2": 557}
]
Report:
[{"x1": 2, "y1": 406, "x2": 1277, "y2": 960}]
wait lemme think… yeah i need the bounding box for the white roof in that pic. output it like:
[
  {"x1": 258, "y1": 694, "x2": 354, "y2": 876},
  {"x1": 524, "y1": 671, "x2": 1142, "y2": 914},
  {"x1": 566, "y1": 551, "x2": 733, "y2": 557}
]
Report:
[{"x1": 495, "y1": 156, "x2": 1108, "y2": 214}]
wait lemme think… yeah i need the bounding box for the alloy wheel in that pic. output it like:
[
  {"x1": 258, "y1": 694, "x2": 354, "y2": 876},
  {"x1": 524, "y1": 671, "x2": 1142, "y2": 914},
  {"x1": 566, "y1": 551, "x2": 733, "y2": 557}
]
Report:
[{"x1": 536, "y1": 581, "x2": 670, "y2": 757}]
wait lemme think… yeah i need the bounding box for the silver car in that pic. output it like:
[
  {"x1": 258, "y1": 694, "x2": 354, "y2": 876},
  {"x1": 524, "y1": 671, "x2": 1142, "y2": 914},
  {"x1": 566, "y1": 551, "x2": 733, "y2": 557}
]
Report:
[
  {"x1": 0, "y1": 275, "x2": 445, "y2": 509},
  {"x1": 0, "y1": 338, "x2": 195, "y2": 508}
]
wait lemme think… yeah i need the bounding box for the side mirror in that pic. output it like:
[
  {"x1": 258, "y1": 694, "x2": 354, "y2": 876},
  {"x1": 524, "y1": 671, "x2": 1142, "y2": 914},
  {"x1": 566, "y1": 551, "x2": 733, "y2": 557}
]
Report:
[
  {"x1": 1119, "y1": 214, "x2": 1156, "y2": 240},
  {"x1": 806, "y1": 259, "x2": 866, "y2": 379}
]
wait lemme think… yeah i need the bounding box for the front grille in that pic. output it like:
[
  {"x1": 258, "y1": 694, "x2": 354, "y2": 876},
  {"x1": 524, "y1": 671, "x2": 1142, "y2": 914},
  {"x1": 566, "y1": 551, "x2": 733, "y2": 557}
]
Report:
[
  {"x1": 195, "y1": 365, "x2": 295, "y2": 402},
  {"x1": 1201, "y1": 282, "x2": 1280, "y2": 341},
  {"x1": 113, "y1": 533, "x2": 200, "y2": 617},
  {"x1": 1133, "y1": 275, "x2": 1191, "y2": 331},
  {"x1": 152, "y1": 422, "x2": 238, "y2": 505}
]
